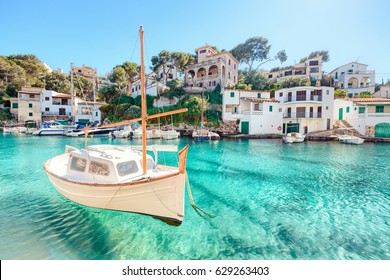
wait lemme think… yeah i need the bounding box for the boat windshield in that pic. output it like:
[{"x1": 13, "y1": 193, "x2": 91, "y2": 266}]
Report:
[
  {"x1": 117, "y1": 161, "x2": 139, "y2": 177},
  {"x1": 140, "y1": 159, "x2": 156, "y2": 171}
]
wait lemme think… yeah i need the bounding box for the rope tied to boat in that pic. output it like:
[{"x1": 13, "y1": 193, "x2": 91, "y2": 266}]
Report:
[{"x1": 185, "y1": 175, "x2": 215, "y2": 219}]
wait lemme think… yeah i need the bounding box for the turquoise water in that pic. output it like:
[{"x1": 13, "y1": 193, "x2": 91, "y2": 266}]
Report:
[{"x1": 0, "y1": 134, "x2": 389, "y2": 260}]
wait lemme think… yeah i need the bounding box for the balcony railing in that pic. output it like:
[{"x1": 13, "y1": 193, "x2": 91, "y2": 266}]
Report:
[
  {"x1": 284, "y1": 96, "x2": 322, "y2": 102},
  {"x1": 241, "y1": 110, "x2": 263, "y2": 115},
  {"x1": 42, "y1": 111, "x2": 71, "y2": 116},
  {"x1": 284, "y1": 112, "x2": 322, "y2": 118}
]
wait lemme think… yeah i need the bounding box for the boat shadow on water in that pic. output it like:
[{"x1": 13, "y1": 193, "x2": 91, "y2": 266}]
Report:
[{"x1": 15, "y1": 193, "x2": 117, "y2": 259}]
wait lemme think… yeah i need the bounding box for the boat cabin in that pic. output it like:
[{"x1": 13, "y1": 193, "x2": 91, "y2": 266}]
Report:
[{"x1": 66, "y1": 146, "x2": 156, "y2": 183}]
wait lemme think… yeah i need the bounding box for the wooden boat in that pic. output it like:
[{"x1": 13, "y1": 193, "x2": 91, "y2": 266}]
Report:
[{"x1": 44, "y1": 26, "x2": 189, "y2": 225}]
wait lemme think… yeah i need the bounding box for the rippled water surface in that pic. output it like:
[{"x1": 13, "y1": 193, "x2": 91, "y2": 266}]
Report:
[{"x1": 0, "y1": 134, "x2": 389, "y2": 259}]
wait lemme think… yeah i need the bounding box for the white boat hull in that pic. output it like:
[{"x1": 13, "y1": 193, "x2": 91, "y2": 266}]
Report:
[
  {"x1": 44, "y1": 157, "x2": 185, "y2": 224},
  {"x1": 337, "y1": 136, "x2": 365, "y2": 145},
  {"x1": 282, "y1": 133, "x2": 305, "y2": 143},
  {"x1": 32, "y1": 129, "x2": 65, "y2": 135}
]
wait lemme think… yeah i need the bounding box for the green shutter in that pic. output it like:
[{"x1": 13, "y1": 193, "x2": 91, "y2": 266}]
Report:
[
  {"x1": 29, "y1": 112, "x2": 33, "y2": 116},
  {"x1": 346, "y1": 106, "x2": 350, "y2": 113},
  {"x1": 376, "y1": 106, "x2": 384, "y2": 113},
  {"x1": 12, "y1": 103, "x2": 18, "y2": 109},
  {"x1": 257, "y1": 93, "x2": 261, "y2": 98},
  {"x1": 230, "y1": 92, "x2": 234, "y2": 97},
  {"x1": 269, "y1": 105, "x2": 273, "y2": 112},
  {"x1": 359, "y1": 107, "x2": 365, "y2": 114},
  {"x1": 29, "y1": 103, "x2": 33, "y2": 108}
]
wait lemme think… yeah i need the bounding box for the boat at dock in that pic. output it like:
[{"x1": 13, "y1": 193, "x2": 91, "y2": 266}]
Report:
[
  {"x1": 282, "y1": 132, "x2": 305, "y2": 143},
  {"x1": 336, "y1": 128, "x2": 364, "y2": 145}
]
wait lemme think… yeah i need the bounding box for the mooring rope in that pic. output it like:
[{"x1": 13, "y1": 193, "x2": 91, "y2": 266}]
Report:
[{"x1": 185, "y1": 175, "x2": 215, "y2": 218}]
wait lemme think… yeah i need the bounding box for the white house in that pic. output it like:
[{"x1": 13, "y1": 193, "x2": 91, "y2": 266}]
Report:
[
  {"x1": 375, "y1": 85, "x2": 390, "y2": 98},
  {"x1": 131, "y1": 73, "x2": 169, "y2": 98},
  {"x1": 74, "y1": 101, "x2": 105, "y2": 124},
  {"x1": 329, "y1": 62, "x2": 375, "y2": 96},
  {"x1": 222, "y1": 89, "x2": 283, "y2": 134},
  {"x1": 333, "y1": 98, "x2": 390, "y2": 137},
  {"x1": 274, "y1": 86, "x2": 334, "y2": 134},
  {"x1": 41, "y1": 90, "x2": 72, "y2": 121}
]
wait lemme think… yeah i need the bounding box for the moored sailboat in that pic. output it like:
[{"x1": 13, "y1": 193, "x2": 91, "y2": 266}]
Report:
[{"x1": 44, "y1": 26, "x2": 189, "y2": 225}]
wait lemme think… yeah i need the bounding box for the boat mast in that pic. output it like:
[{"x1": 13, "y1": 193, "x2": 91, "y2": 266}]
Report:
[{"x1": 140, "y1": 26, "x2": 147, "y2": 174}]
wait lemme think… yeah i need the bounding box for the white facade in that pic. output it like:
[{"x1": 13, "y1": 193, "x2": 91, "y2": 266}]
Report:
[
  {"x1": 131, "y1": 74, "x2": 168, "y2": 98},
  {"x1": 74, "y1": 102, "x2": 105, "y2": 124},
  {"x1": 375, "y1": 85, "x2": 390, "y2": 98},
  {"x1": 329, "y1": 62, "x2": 375, "y2": 96},
  {"x1": 266, "y1": 55, "x2": 323, "y2": 83},
  {"x1": 333, "y1": 98, "x2": 390, "y2": 136},
  {"x1": 222, "y1": 89, "x2": 283, "y2": 134},
  {"x1": 274, "y1": 86, "x2": 334, "y2": 134},
  {"x1": 41, "y1": 90, "x2": 72, "y2": 119}
]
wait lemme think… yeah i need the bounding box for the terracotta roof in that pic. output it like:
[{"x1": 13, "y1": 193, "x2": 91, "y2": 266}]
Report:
[
  {"x1": 240, "y1": 97, "x2": 280, "y2": 103},
  {"x1": 348, "y1": 98, "x2": 390, "y2": 103}
]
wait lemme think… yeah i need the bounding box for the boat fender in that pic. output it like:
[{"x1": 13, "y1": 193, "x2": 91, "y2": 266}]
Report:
[{"x1": 278, "y1": 125, "x2": 282, "y2": 131}]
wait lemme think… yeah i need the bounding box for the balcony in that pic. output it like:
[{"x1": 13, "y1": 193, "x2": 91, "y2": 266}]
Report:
[
  {"x1": 42, "y1": 111, "x2": 71, "y2": 116},
  {"x1": 284, "y1": 112, "x2": 322, "y2": 118},
  {"x1": 241, "y1": 110, "x2": 263, "y2": 115},
  {"x1": 284, "y1": 96, "x2": 323, "y2": 103}
]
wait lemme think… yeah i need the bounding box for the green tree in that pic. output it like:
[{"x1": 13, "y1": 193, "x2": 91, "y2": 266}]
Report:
[
  {"x1": 7, "y1": 54, "x2": 48, "y2": 87},
  {"x1": 230, "y1": 37, "x2": 287, "y2": 73},
  {"x1": 109, "y1": 66, "x2": 127, "y2": 93},
  {"x1": 334, "y1": 89, "x2": 347, "y2": 99},
  {"x1": 355, "y1": 91, "x2": 373, "y2": 98},
  {"x1": 126, "y1": 105, "x2": 141, "y2": 118},
  {"x1": 183, "y1": 96, "x2": 209, "y2": 125},
  {"x1": 281, "y1": 77, "x2": 310, "y2": 88},
  {"x1": 73, "y1": 74, "x2": 93, "y2": 99},
  {"x1": 134, "y1": 94, "x2": 155, "y2": 109},
  {"x1": 0, "y1": 57, "x2": 27, "y2": 91},
  {"x1": 299, "y1": 50, "x2": 330, "y2": 63},
  {"x1": 98, "y1": 85, "x2": 118, "y2": 103},
  {"x1": 45, "y1": 71, "x2": 70, "y2": 93}
]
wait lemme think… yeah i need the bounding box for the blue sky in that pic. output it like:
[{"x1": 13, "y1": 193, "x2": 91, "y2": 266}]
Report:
[{"x1": 2, "y1": 0, "x2": 390, "y2": 82}]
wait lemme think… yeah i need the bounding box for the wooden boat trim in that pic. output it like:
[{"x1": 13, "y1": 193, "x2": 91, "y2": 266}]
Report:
[{"x1": 43, "y1": 160, "x2": 180, "y2": 187}]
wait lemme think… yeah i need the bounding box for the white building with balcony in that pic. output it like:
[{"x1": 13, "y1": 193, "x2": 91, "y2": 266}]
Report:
[
  {"x1": 131, "y1": 73, "x2": 169, "y2": 98},
  {"x1": 41, "y1": 90, "x2": 72, "y2": 121},
  {"x1": 329, "y1": 62, "x2": 375, "y2": 96},
  {"x1": 222, "y1": 89, "x2": 283, "y2": 134},
  {"x1": 266, "y1": 55, "x2": 324, "y2": 84},
  {"x1": 275, "y1": 86, "x2": 334, "y2": 134},
  {"x1": 333, "y1": 98, "x2": 390, "y2": 137},
  {"x1": 184, "y1": 46, "x2": 238, "y2": 92},
  {"x1": 74, "y1": 101, "x2": 105, "y2": 124}
]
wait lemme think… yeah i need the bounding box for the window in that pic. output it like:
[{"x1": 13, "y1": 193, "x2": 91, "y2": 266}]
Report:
[
  {"x1": 376, "y1": 106, "x2": 384, "y2": 113},
  {"x1": 268, "y1": 74, "x2": 273, "y2": 78},
  {"x1": 310, "y1": 67, "x2": 319, "y2": 73},
  {"x1": 96, "y1": 112, "x2": 98, "y2": 117},
  {"x1": 89, "y1": 161, "x2": 110, "y2": 176},
  {"x1": 279, "y1": 92, "x2": 283, "y2": 97},
  {"x1": 326, "y1": 106, "x2": 328, "y2": 110},
  {"x1": 117, "y1": 161, "x2": 139, "y2": 176},
  {"x1": 230, "y1": 92, "x2": 234, "y2": 97},
  {"x1": 234, "y1": 64, "x2": 236, "y2": 70},
  {"x1": 29, "y1": 94, "x2": 34, "y2": 98},
  {"x1": 29, "y1": 112, "x2": 33, "y2": 117},
  {"x1": 45, "y1": 107, "x2": 49, "y2": 111},
  {"x1": 257, "y1": 93, "x2": 261, "y2": 98},
  {"x1": 45, "y1": 97, "x2": 50, "y2": 101},
  {"x1": 326, "y1": 90, "x2": 329, "y2": 95},
  {"x1": 346, "y1": 107, "x2": 350, "y2": 113},
  {"x1": 269, "y1": 105, "x2": 273, "y2": 112},
  {"x1": 209, "y1": 81, "x2": 212, "y2": 87},
  {"x1": 200, "y1": 49, "x2": 206, "y2": 54},
  {"x1": 309, "y1": 60, "x2": 319, "y2": 66},
  {"x1": 70, "y1": 157, "x2": 87, "y2": 172},
  {"x1": 279, "y1": 108, "x2": 282, "y2": 112},
  {"x1": 228, "y1": 59, "x2": 231, "y2": 66},
  {"x1": 29, "y1": 103, "x2": 33, "y2": 108},
  {"x1": 359, "y1": 107, "x2": 365, "y2": 114},
  {"x1": 12, "y1": 103, "x2": 18, "y2": 109}
]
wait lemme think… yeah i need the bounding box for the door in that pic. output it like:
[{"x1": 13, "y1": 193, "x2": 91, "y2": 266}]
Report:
[
  {"x1": 287, "y1": 123, "x2": 299, "y2": 133},
  {"x1": 59, "y1": 108, "x2": 66, "y2": 115},
  {"x1": 338, "y1": 108, "x2": 343, "y2": 120},
  {"x1": 375, "y1": 123, "x2": 390, "y2": 138},
  {"x1": 327, "y1": 119, "x2": 331, "y2": 130},
  {"x1": 241, "y1": 121, "x2": 249, "y2": 134}
]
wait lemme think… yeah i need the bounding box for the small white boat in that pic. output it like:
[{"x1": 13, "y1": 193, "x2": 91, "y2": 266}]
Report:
[
  {"x1": 32, "y1": 121, "x2": 69, "y2": 136},
  {"x1": 282, "y1": 133, "x2": 305, "y2": 143},
  {"x1": 146, "y1": 128, "x2": 163, "y2": 139},
  {"x1": 109, "y1": 125, "x2": 133, "y2": 139},
  {"x1": 192, "y1": 128, "x2": 220, "y2": 141},
  {"x1": 161, "y1": 129, "x2": 180, "y2": 140},
  {"x1": 3, "y1": 125, "x2": 27, "y2": 134},
  {"x1": 337, "y1": 133, "x2": 364, "y2": 145}
]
